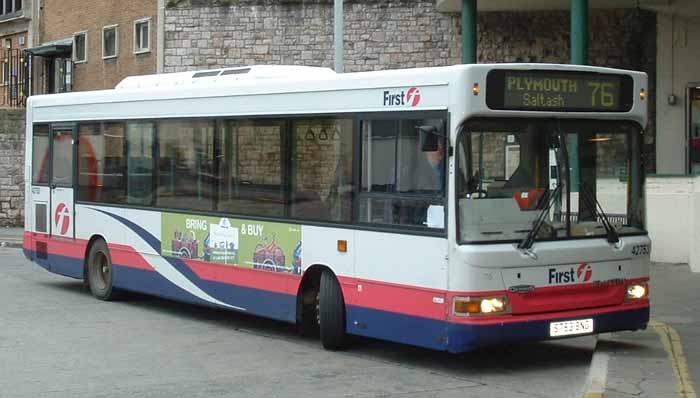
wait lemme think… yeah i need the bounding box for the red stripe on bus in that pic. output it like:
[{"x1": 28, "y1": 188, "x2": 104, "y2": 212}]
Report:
[
  {"x1": 108, "y1": 244, "x2": 155, "y2": 271},
  {"x1": 338, "y1": 276, "x2": 447, "y2": 321},
  {"x1": 447, "y1": 299, "x2": 649, "y2": 325},
  {"x1": 181, "y1": 258, "x2": 293, "y2": 295}
]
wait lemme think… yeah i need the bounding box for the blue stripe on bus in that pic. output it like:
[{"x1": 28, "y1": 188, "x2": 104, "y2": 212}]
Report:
[
  {"x1": 49, "y1": 253, "x2": 85, "y2": 279},
  {"x1": 347, "y1": 305, "x2": 649, "y2": 352},
  {"x1": 346, "y1": 305, "x2": 449, "y2": 351}
]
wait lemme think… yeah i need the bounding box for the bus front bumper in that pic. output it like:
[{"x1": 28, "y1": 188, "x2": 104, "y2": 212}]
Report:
[{"x1": 444, "y1": 304, "x2": 649, "y2": 353}]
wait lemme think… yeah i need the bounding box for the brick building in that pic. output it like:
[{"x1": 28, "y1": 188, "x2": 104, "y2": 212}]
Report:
[
  {"x1": 26, "y1": 0, "x2": 158, "y2": 94},
  {"x1": 0, "y1": 0, "x2": 34, "y2": 107}
]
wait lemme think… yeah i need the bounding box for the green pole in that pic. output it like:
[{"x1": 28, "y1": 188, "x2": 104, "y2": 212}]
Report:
[
  {"x1": 570, "y1": 0, "x2": 588, "y2": 65},
  {"x1": 569, "y1": 0, "x2": 588, "y2": 196},
  {"x1": 461, "y1": 0, "x2": 477, "y2": 64}
]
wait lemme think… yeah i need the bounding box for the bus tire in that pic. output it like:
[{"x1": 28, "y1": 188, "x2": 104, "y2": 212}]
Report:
[
  {"x1": 319, "y1": 270, "x2": 347, "y2": 350},
  {"x1": 86, "y1": 239, "x2": 120, "y2": 301}
]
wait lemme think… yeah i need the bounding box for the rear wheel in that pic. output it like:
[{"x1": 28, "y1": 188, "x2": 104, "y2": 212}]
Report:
[
  {"x1": 87, "y1": 239, "x2": 120, "y2": 301},
  {"x1": 319, "y1": 270, "x2": 348, "y2": 350}
]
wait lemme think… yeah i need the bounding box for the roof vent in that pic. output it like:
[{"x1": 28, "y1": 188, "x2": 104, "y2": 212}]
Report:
[
  {"x1": 221, "y1": 68, "x2": 251, "y2": 76},
  {"x1": 192, "y1": 70, "x2": 221, "y2": 78},
  {"x1": 115, "y1": 65, "x2": 335, "y2": 90}
]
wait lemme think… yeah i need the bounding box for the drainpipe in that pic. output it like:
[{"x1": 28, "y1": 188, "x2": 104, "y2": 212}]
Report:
[
  {"x1": 461, "y1": 0, "x2": 477, "y2": 64},
  {"x1": 157, "y1": 0, "x2": 165, "y2": 73},
  {"x1": 334, "y1": 0, "x2": 343, "y2": 72}
]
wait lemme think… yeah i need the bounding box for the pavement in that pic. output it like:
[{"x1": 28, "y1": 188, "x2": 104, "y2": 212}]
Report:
[
  {"x1": 3, "y1": 226, "x2": 699, "y2": 397},
  {"x1": 0, "y1": 227, "x2": 22, "y2": 248},
  {"x1": 581, "y1": 261, "x2": 700, "y2": 398}
]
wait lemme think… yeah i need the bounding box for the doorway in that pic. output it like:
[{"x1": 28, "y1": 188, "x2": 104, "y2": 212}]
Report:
[{"x1": 689, "y1": 86, "x2": 700, "y2": 173}]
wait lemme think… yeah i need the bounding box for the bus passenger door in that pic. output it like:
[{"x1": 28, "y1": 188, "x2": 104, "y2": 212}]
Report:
[{"x1": 49, "y1": 125, "x2": 76, "y2": 241}]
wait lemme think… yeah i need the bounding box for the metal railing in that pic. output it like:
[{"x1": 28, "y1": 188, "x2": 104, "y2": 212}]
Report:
[{"x1": 0, "y1": 49, "x2": 29, "y2": 108}]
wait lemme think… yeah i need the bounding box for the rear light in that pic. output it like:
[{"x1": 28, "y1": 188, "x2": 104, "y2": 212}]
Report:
[
  {"x1": 454, "y1": 296, "x2": 509, "y2": 316},
  {"x1": 626, "y1": 282, "x2": 649, "y2": 301}
]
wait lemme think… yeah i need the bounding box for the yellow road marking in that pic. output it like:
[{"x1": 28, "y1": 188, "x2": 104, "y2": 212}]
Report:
[{"x1": 650, "y1": 320, "x2": 697, "y2": 398}]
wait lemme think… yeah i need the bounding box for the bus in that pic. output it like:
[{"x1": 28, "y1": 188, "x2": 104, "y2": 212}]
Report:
[{"x1": 22, "y1": 64, "x2": 651, "y2": 353}]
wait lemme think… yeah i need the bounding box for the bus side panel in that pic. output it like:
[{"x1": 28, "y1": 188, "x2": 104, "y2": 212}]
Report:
[
  {"x1": 349, "y1": 231, "x2": 449, "y2": 350},
  {"x1": 297, "y1": 224, "x2": 356, "y2": 294}
]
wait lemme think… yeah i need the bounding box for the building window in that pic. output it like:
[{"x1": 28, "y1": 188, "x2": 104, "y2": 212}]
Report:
[
  {"x1": 1, "y1": 62, "x2": 7, "y2": 85},
  {"x1": 102, "y1": 25, "x2": 118, "y2": 59},
  {"x1": 73, "y1": 31, "x2": 87, "y2": 63},
  {"x1": 134, "y1": 18, "x2": 150, "y2": 54},
  {"x1": 0, "y1": 0, "x2": 20, "y2": 15}
]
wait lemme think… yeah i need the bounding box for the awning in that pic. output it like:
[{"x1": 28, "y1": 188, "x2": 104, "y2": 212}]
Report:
[{"x1": 25, "y1": 38, "x2": 72, "y2": 57}]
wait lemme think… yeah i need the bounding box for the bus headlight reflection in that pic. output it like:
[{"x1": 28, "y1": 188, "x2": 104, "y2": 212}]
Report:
[{"x1": 626, "y1": 283, "x2": 649, "y2": 300}]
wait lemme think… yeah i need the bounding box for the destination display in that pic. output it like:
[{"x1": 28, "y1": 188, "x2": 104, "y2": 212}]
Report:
[{"x1": 486, "y1": 70, "x2": 634, "y2": 112}]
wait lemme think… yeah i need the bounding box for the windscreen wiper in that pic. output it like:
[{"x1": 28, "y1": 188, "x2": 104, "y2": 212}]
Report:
[
  {"x1": 579, "y1": 182, "x2": 620, "y2": 243},
  {"x1": 518, "y1": 183, "x2": 563, "y2": 250}
]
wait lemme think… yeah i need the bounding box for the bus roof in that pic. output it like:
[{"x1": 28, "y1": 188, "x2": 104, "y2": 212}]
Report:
[{"x1": 27, "y1": 63, "x2": 648, "y2": 128}]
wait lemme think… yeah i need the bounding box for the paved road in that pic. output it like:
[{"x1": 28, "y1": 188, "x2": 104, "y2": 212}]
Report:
[
  {"x1": 650, "y1": 262, "x2": 700, "y2": 392},
  {"x1": 0, "y1": 248, "x2": 597, "y2": 398}
]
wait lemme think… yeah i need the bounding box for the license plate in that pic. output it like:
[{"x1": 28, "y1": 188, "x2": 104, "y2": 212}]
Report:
[{"x1": 549, "y1": 319, "x2": 594, "y2": 337}]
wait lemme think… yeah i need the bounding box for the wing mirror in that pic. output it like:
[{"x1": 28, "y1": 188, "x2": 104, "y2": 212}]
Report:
[{"x1": 418, "y1": 125, "x2": 439, "y2": 152}]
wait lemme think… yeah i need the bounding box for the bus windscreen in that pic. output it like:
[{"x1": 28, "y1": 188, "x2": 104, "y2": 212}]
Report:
[{"x1": 486, "y1": 70, "x2": 634, "y2": 112}]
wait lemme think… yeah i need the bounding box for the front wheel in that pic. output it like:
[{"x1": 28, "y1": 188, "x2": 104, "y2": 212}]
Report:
[
  {"x1": 319, "y1": 270, "x2": 348, "y2": 350},
  {"x1": 87, "y1": 239, "x2": 120, "y2": 301}
]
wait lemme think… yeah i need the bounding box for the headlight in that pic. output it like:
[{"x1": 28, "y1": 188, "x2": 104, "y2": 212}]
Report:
[
  {"x1": 626, "y1": 283, "x2": 649, "y2": 300},
  {"x1": 454, "y1": 296, "x2": 509, "y2": 316}
]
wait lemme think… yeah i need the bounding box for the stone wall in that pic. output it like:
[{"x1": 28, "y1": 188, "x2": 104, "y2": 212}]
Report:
[
  {"x1": 163, "y1": 0, "x2": 657, "y2": 171},
  {"x1": 0, "y1": 108, "x2": 25, "y2": 226}
]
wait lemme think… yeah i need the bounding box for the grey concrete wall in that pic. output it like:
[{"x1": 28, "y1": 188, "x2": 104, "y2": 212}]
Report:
[{"x1": 0, "y1": 108, "x2": 25, "y2": 227}]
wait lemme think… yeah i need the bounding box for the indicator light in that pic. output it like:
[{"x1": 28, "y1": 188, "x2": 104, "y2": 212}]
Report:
[{"x1": 454, "y1": 296, "x2": 509, "y2": 316}]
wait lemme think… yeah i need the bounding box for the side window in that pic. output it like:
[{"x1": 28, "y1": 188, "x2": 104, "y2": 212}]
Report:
[
  {"x1": 78, "y1": 122, "x2": 126, "y2": 203},
  {"x1": 290, "y1": 118, "x2": 354, "y2": 222},
  {"x1": 217, "y1": 120, "x2": 286, "y2": 217},
  {"x1": 157, "y1": 119, "x2": 215, "y2": 211},
  {"x1": 32, "y1": 124, "x2": 50, "y2": 184},
  {"x1": 359, "y1": 118, "x2": 446, "y2": 229},
  {"x1": 126, "y1": 122, "x2": 154, "y2": 205}
]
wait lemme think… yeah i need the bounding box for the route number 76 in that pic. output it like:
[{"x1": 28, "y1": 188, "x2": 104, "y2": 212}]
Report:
[{"x1": 588, "y1": 82, "x2": 615, "y2": 108}]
